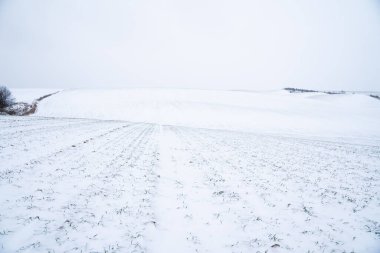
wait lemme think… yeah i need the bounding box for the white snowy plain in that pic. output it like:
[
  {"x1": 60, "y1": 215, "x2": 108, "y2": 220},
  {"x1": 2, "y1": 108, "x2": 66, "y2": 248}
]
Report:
[{"x1": 1, "y1": 88, "x2": 380, "y2": 252}]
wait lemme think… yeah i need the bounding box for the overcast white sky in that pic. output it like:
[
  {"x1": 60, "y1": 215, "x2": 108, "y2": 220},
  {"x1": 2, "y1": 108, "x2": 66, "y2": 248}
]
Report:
[{"x1": 0, "y1": 0, "x2": 379, "y2": 91}]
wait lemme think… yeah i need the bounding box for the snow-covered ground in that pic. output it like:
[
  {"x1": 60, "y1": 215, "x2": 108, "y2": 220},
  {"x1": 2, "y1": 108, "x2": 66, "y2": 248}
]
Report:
[
  {"x1": 32, "y1": 88, "x2": 380, "y2": 140},
  {"x1": 10, "y1": 89, "x2": 62, "y2": 103},
  {"x1": 1, "y1": 88, "x2": 380, "y2": 252}
]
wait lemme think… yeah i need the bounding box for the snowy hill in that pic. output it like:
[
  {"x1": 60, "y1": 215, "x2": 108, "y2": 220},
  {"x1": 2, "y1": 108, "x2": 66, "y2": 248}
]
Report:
[
  {"x1": 30, "y1": 88, "x2": 380, "y2": 140},
  {"x1": 2, "y1": 88, "x2": 380, "y2": 252},
  {"x1": 11, "y1": 88, "x2": 62, "y2": 104}
]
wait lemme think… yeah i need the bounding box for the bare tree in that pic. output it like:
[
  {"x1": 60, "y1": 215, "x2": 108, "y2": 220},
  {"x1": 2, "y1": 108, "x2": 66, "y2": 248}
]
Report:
[{"x1": 0, "y1": 86, "x2": 14, "y2": 108}]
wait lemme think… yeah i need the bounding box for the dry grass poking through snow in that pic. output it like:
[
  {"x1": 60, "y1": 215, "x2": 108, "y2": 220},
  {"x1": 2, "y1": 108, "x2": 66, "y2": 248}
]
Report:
[{"x1": 0, "y1": 116, "x2": 379, "y2": 252}]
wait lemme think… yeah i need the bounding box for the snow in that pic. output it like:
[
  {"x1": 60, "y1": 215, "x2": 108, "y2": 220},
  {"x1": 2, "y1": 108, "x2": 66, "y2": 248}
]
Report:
[
  {"x1": 1, "y1": 88, "x2": 380, "y2": 252},
  {"x1": 10, "y1": 88, "x2": 62, "y2": 103},
  {"x1": 34, "y1": 88, "x2": 380, "y2": 141}
]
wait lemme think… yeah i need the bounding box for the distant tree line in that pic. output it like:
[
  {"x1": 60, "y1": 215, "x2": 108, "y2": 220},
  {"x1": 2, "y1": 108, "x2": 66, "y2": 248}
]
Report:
[
  {"x1": 284, "y1": 87, "x2": 318, "y2": 93},
  {"x1": 284, "y1": 87, "x2": 346, "y2": 95}
]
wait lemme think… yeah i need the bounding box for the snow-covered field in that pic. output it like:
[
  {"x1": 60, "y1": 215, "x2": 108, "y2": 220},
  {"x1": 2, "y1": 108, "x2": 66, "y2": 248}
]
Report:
[
  {"x1": 32, "y1": 88, "x2": 380, "y2": 139},
  {"x1": 1, "y1": 89, "x2": 380, "y2": 252},
  {"x1": 10, "y1": 89, "x2": 62, "y2": 104}
]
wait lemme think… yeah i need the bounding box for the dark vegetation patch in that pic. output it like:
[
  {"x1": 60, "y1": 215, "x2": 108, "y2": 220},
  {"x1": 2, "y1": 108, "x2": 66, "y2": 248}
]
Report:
[
  {"x1": 284, "y1": 87, "x2": 346, "y2": 95},
  {"x1": 284, "y1": 87, "x2": 318, "y2": 93},
  {"x1": 369, "y1": 94, "x2": 380, "y2": 100},
  {"x1": 0, "y1": 86, "x2": 60, "y2": 116}
]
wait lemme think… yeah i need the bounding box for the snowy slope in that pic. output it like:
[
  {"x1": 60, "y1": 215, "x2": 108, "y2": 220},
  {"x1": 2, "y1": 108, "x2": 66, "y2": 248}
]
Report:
[
  {"x1": 33, "y1": 88, "x2": 380, "y2": 140},
  {"x1": 10, "y1": 88, "x2": 62, "y2": 103}
]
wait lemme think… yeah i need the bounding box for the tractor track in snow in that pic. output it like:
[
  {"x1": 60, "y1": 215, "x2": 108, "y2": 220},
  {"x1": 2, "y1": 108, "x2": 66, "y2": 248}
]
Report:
[
  {"x1": 0, "y1": 120, "x2": 143, "y2": 177},
  {"x1": 0, "y1": 117, "x2": 160, "y2": 252}
]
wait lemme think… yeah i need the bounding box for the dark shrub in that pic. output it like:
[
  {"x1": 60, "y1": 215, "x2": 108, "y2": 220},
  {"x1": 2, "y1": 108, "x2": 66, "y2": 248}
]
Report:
[{"x1": 0, "y1": 86, "x2": 14, "y2": 108}]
